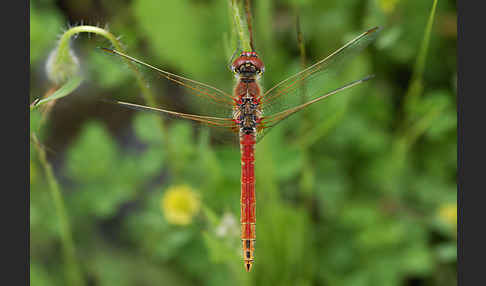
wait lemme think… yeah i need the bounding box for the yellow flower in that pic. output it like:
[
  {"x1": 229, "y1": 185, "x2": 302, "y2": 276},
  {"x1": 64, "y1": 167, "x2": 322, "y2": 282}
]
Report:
[
  {"x1": 379, "y1": 0, "x2": 399, "y2": 14},
  {"x1": 161, "y1": 185, "x2": 200, "y2": 226},
  {"x1": 438, "y1": 202, "x2": 457, "y2": 229}
]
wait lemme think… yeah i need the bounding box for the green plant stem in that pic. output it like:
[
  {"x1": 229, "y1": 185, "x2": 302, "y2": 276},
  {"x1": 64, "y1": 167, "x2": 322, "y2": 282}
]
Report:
[
  {"x1": 58, "y1": 25, "x2": 159, "y2": 107},
  {"x1": 392, "y1": 0, "x2": 439, "y2": 163},
  {"x1": 55, "y1": 25, "x2": 168, "y2": 146},
  {"x1": 31, "y1": 134, "x2": 84, "y2": 286},
  {"x1": 231, "y1": 0, "x2": 252, "y2": 52},
  {"x1": 403, "y1": 0, "x2": 439, "y2": 113},
  {"x1": 32, "y1": 25, "x2": 163, "y2": 136},
  {"x1": 295, "y1": 13, "x2": 315, "y2": 196},
  {"x1": 385, "y1": 0, "x2": 443, "y2": 190}
]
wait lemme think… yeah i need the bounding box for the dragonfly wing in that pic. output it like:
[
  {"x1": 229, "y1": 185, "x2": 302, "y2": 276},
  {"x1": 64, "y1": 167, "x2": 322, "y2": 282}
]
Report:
[
  {"x1": 260, "y1": 27, "x2": 381, "y2": 116},
  {"x1": 112, "y1": 100, "x2": 237, "y2": 129},
  {"x1": 100, "y1": 48, "x2": 235, "y2": 118},
  {"x1": 110, "y1": 100, "x2": 240, "y2": 146},
  {"x1": 256, "y1": 75, "x2": 374, "y2": 142}
]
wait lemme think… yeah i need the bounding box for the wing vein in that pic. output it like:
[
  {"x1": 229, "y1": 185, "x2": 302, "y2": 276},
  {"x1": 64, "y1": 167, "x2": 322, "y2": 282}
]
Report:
[
  {"x1": 101, "y1": 48, "x2": 234, "y2": 106},
  {"x1": 114, "y1": 101, "x2": 236, "y2": 127},
  {"x1": 263, "y1": 27, "x2": 379, "y2": 99},
  {"x1": 262, "y1": 75, "x2": 374, "y2": 127}
]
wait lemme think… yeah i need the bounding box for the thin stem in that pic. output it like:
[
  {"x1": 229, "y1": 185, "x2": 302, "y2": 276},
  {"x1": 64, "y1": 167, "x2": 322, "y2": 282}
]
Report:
[
  {"x1": 295, "y1": 12, "x2": 314, "y2": 195},
  {"x1": 403, "y1": 0, "x2": 439, "y2": 113},
  {"x1": 31, "y1": 133, "x2": 84, "y2": 286},
  {"x1": 231, "y1": 0, "x2": 252, "y2": 52},
  {"x1": 296, "y1": 14, "x2": 308, "y2": 106},
  {"x1": 245, "y1": 0, "x2": 255, "y2": 51},
  {"x1": 60, "y1": 25, "x2": 168, "y2": 141},
  {"x1": 44, "y1": 25, "x2": 159, "y2": 110},
  {"x1": 33, "y1": 25, "x2": 166, "y2": 140},
  {"x1": 390, "y1": 0, "x2": 439, "y2": 170}
]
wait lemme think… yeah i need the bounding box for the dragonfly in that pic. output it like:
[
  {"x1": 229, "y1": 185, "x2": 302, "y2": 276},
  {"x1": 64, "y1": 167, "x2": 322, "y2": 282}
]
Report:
[{"x1": 102, "y1": 26, "x2": 381, "y2": 272}]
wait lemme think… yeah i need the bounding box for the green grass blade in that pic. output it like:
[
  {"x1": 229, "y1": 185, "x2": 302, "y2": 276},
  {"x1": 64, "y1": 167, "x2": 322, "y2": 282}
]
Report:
[
  {"x1": 414, "y1": 0, "x2": 439, "y2": 82},
  {"x1": 30, "y1": 75, "x2": 83, "y2": 110},
  {"x1": 31, "y1": 134, "x2": 85, "y2": 286},
  {"x1": 403, "y1": 0, "x2": 439, "y2": 112},
  {"x1": 230, "y1": 0, "x2": 251, "y2": 52}
]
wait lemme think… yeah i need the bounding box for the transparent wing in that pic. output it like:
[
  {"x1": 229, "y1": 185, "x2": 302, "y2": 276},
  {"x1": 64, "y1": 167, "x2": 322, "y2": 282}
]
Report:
[
  {"x1": 99, "y1": 48, "x2": 240, "y2": 144},
  {"x1": 108, "y1": 100, "x2": 240, "y2": 145},
  {"x1": 256, "y1": 75, "x2": 373, "y2": 142},
  {"x1": 260, "y1": 27, "x2": 381, "y2": 116},
  {"x1": 100, "y1": 48, "x2": 235, "y2": 118},
  {"x1": 113, "y1": 100, "x2": 237, "y2": 128}
]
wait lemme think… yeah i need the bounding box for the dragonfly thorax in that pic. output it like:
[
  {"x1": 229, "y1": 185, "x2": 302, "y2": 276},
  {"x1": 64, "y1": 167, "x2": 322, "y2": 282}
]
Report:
[{"x1": 234, "y1": 94, "x2": 262, "y2": 135}]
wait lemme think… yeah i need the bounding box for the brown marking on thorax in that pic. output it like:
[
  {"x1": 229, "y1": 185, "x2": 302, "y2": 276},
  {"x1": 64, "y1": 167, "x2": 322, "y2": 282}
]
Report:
[
  {"x1": 234, "y1": 80, "x2": 261, "y2": 98},
  {"x1": 233, "y1": 79, "x2": 263, "y2": 134}
]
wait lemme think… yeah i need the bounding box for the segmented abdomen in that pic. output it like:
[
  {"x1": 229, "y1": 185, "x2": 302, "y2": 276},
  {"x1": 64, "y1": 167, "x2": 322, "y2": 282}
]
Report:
[{"x1": 240, "y1": 132, "x2": 256, "y2": 272}]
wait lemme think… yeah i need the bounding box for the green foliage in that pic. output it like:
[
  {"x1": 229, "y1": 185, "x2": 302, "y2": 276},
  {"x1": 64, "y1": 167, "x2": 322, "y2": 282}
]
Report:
[
  {"x1": 30, "y1": 1, "x2": 63, "y2": 64},
  {"x1": 133, "y1": 0, "x2": 228, "y2": 79},
  {"x1": 30, "y1": 0, "x2": 457, "y2": 285},
  {"x1": 65, "y1": 121, "x2": 166, "y2": 218}
]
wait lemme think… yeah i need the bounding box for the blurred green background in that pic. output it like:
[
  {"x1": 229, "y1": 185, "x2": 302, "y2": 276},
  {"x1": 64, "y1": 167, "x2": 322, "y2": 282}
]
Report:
[{"x1": 30, "y1": 0, "x2": 457, "y2": 285}]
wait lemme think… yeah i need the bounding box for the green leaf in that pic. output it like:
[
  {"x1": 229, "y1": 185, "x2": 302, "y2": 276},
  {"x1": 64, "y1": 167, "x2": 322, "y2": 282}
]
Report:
[
  {"x1": 137, "y1": 147, "x2": 166, "y2": 178},
  {"x1": 30, "y1": 75, "x2": 83, "y2": 110},
  {"x1": 66, "y1": 121, "x2": 117, "y2": 182},
  {"x1": 133, "y1": 113, "x2": 165, "y2": 144}
]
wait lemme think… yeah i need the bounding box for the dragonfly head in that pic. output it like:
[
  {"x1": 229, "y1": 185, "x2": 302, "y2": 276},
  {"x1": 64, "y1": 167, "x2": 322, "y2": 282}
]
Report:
[{"x1": 231, "y1": 51, "x2": 265, "y2": 77}]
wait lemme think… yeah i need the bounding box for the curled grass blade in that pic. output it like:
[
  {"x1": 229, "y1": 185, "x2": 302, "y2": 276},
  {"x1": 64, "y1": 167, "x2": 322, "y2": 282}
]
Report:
[{"x1": 30, "y1": 75, "x2": 83, "y2": 110}]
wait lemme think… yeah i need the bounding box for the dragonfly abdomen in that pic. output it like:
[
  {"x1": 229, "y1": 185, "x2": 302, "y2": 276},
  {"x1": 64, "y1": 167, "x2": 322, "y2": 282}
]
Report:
[{"x1": 240, "y1": 132, "x2": 256, "y2": 272}]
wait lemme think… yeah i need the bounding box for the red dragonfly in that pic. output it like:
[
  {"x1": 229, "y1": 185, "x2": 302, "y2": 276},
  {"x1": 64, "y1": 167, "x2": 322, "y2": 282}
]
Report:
[{"x1": 102, "y1": 26, "x2": 380, "y2": 272}]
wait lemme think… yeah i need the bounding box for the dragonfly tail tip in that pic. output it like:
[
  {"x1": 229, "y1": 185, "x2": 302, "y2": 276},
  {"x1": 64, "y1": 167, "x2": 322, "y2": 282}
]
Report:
[{"x1": 244, "y1": 261, "x2": 253, "y2": 272}]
